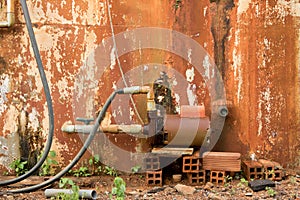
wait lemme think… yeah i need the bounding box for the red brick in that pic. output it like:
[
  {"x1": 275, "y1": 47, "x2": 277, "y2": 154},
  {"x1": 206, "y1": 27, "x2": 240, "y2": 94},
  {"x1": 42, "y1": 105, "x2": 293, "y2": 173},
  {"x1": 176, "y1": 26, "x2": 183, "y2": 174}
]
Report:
[
  {"x1": 210, "y1": 170, "x2": 226, "y2": 185},
  {"x1": 242, "y1": 160, "x2": 264, "y2": 181},
  {"x1": 146, "y1": 170, "x2": 163, "y2": 186},
  {"x1": 187, "y1": 170, "x2": 206, "y2": 185},
  {"x1": 182, "y1": 156, "x2": 202, "y2": 173}
]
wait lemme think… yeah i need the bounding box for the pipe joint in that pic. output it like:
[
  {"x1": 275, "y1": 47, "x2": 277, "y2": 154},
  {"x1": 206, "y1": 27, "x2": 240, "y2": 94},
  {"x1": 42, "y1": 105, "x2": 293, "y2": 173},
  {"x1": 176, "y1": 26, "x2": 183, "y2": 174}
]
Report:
[{"x1": 0, "y1": 0, "x2": 15, "y2": 28}]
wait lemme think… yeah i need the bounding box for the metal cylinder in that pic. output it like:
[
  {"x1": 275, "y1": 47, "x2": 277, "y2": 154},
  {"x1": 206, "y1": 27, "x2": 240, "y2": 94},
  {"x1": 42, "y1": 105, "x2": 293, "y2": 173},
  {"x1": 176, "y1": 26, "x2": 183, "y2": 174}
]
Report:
[
  {"x1": 44, "y1": 189, "x2": 97, "y2": 199},
  {"x1": 164, "y1": 114, "x2": 210, "y2": 147}
]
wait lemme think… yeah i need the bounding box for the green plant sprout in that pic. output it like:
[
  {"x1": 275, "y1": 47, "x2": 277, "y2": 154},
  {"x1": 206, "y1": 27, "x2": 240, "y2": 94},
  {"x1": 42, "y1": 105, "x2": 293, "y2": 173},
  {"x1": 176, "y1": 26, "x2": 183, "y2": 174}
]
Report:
[
  {"x1": 111, "y1": 177, "x2": 126, "y2": 200},
  {"x1": 39, "y1": 150, "x2": 58, "y2": 176},
  {"x1": 237, "y1": 177, "x2": 248, "y2": 187},
  {"x1": 105, "y1": 166, "x2": 118, "y2": 177},
  {"x1": 265, "y1": 186, "x2": 277, "y2": 197},
  {"x1": 70, "y1": 166, "x2": 91, "y2": 177},
  {"x1": 224, "y1": 175, "x2": 233, "y2": 187},
  {"x1": 51, "y1": 177, "x2": 80, "y2": 200},
  {"x1": 131, "y1": 165, "x2": 141, "y2": 174},
  {"x1": 9, "y1": 159, "x2": 28, "y2": 176},
  {"x1": 88, "y1": 154, "x2": 102, "y2": 175}
]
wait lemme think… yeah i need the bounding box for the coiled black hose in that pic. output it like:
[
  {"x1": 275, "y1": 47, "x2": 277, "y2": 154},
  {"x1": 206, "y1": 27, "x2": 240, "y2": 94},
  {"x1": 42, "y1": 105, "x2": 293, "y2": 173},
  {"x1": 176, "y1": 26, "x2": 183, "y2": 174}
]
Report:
[
  {"x1": 5, "y1": 89, "x2": 123, "y2": 193},
  {"x1": 0, "y1": 0, "x2": 54, "y2": 186}
]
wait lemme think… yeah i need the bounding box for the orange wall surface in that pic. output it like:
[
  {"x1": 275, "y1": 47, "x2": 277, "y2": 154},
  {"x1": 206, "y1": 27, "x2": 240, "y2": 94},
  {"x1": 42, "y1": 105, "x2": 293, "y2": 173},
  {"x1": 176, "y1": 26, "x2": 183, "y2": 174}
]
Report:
[{"x1": 0, "y1": 0, "x2": 299, "y2": 170}]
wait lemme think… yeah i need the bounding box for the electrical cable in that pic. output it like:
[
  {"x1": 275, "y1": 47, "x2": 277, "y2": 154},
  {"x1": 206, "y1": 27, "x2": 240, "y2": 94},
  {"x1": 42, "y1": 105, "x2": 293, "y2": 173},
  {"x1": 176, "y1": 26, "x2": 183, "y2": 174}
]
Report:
[
  {"x1": 0, "y1": 0, "x2": 54, "y2": 186},
  {"x1": 0, "y1": 0, "x2": 144, "y2": 194},
  {"x1": 3, "y1": 88, "x2": 124, "y2": 194},
  {"x1": 105, "y1": 0, "x2": 145, "y2": 125}
]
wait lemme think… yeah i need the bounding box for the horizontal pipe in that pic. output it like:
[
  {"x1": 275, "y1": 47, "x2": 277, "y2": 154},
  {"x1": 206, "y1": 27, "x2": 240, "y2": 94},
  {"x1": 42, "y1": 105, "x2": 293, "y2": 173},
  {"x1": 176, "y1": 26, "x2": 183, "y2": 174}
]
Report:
[
  {"x1": 61, "y1": 121, "x2": 142, "y2": 134},
  {"x1": 44, "y1": 189, "x2": 97, "y2": 199},
  {"x1": 122, "y1": 85, "x2": 150, "y2": 94},
  {"x1": 0, "y1": 0, "x2": 15, "y2": 27}
]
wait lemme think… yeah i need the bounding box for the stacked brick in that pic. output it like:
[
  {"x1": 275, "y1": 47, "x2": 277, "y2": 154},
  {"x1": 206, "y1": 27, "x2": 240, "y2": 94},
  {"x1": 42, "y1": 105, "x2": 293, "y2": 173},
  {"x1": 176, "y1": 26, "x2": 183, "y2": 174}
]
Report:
[
  {"x1": 182, "y1": 153, "x2": 206, "y2": 185},
  {"x1": 143, "y1": 151, "x2": 283, "y2": 187},
  {"x1": 242, "y1": 159, "x2": 283, "y2": 181},
  {"x1": 258, "y1": 159, "x2": 283, "y2": 181},
  {"x1": 203, "y1": 152, "x2": 241, "y2": 185},
  {"x1": 144, "y1": 155, "x2": 163, "y2": 186}
]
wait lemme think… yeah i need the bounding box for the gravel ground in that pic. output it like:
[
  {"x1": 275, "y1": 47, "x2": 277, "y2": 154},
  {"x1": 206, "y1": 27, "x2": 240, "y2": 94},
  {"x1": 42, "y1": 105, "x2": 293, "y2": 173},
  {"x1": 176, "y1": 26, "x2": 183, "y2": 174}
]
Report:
[{"x1": 0, "y1": 172, "x2": 300, "y2": 199}]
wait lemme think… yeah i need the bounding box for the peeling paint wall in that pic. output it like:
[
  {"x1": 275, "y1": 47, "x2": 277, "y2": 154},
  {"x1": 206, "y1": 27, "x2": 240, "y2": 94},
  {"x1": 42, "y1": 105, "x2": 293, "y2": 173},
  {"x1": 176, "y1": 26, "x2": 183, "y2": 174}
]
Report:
[{"x1": 0, "y1": 0, "x2": 299, "y2": 171}]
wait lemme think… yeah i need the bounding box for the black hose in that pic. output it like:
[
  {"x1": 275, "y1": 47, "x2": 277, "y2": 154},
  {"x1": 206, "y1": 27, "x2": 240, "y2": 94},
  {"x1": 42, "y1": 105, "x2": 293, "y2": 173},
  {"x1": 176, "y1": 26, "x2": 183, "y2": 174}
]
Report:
[
  {"x1": 0, "y1": 0, "x2": 54, "y2": 186},
  {"x1": 5, "y1": 89, "x2": 123, "y2": 193}
]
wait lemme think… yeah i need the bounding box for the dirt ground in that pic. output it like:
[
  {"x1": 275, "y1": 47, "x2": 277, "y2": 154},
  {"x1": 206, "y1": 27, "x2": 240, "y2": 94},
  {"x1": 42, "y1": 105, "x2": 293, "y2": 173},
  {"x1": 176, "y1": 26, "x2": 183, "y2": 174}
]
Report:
[{"x1": 0, "y1": 169, "x2": 300, "y2": 200}]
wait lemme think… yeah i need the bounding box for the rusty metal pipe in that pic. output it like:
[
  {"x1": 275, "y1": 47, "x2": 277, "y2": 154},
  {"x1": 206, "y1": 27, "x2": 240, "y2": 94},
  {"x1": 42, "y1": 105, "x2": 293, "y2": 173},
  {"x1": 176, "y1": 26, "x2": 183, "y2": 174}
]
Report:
[
  {"x1": 0, "y1": 0, "x2": 15, "y2": 27},
  {"x1": 61, "y1": 121, "x2": 142, "y2": 134}
]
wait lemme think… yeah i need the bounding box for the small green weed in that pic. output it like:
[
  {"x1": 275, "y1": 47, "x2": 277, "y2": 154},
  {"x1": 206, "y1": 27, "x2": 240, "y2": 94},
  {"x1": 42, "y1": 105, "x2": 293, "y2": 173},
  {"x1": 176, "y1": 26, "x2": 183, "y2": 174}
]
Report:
[
  {"x1": 70, "y1": 166, "x2": 91, "y2": 177},
  {"x1": 111, "y1": 177, "x2": 126, "y2": 200},
  {"x1": 131, "y1": 165, "x2": 141, "y2": 174},
  {"x1": 51, "y1": 178, "x2": 79, "y2": 200},
  {"x1": 289, "y1": 176, "x2": 297, "y2": 185},
  {"x1": 224, "y1": 175, "x2": 233, "y2": 187},
  {"x1": 237, "y1": 177, "x2": 248, "y2": 187},
  {"x1": 88, "y1": 154, "x2": 102, "y2": 175},
  {"x1": 105, "y1": 166, "x2": 118, "y2": 177},
  {"x1": 265, "y1": 186, "x2": 277, "y2": 197},
  {"x1": 266, "y1": 169, "x2": 275, "y2": 179},
  {"x1": 39, "y1": 150, "x2": 58, "y2": 176},
  {"x1": 9, "y1": 159, "x2": 28, "y2": 176}
]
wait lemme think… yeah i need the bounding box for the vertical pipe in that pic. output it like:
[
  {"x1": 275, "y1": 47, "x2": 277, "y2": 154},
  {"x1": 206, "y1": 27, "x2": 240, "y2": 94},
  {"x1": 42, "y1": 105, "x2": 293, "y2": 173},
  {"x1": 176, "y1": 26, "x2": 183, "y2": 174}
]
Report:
[{"x1": 0, "y1": 0, "x2": 15, "y2": 27}]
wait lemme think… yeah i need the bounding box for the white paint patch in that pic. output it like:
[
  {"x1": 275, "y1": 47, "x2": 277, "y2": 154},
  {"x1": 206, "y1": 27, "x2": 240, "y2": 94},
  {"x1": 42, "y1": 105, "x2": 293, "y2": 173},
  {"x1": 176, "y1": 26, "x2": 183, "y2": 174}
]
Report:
[
  {"x1": 129, "y1": 107, "x2": 134, "y2": 121},
  {"x1": 187, "y1": 48, "x2": 192, "y2": 63},
  {"x1": 110, "y1": 47, "x2": 116, "y2": 70},
  {"x1": 174, "y1": 93, "x2": 180, "y2": 114},
  {"x1": 232, "y1": 27, "x2": 243, "y2": 103},
  {"x1": 233, "y1": 48, "x2": 243, "y2": 102},
  {"x1": 0, "y1": 132, "x2": 20, "y2": 169},
  {"x1": 277, "y1": 0, "x2": 300, "y2": 17},
  {"x1": 203, "y1": 6, "x2": 208, "y2": 17},
  {"x1": 185, "y1": 67, "x2": 195, "y2": 82},
  {"x1": 28, "y1": 108, "x2": 40, "y2": 132},
  {"x1": 257, "y1": 98, "x2": 263, "y2": 136},
  {"x1": 3, "y1": 105, "x2": 19, "y2": 134},
  {"x1": 45, "y1": 2, "x2": 70, "y2": 24},
  {"x1": 143, "y1": 65, "x2": 148, "y2": 71},
  {"x1": 187, "y1": 83, "x2": 197, "y2": 106},
  {"x1": 172, "y1": 78, "x2": 178, "y2": 86},
  {"x1": 261, "y1": 0, "x2": 300, "y2": 26},
  {"x1": 237, "y1": 0, "x2": 252, "y2": 15},
  {"x1": 112, "y1": 81, "x2": 117, "y2": 90},
  {"x1": 0, "y1": 75, "x2": 10, "y2": 115},
  {"x1": 203, "y1": 55, "x2": 211, "y2": 79},
  {"x1": 57, "y1": 77, "x2": 73, "y2": 101}
]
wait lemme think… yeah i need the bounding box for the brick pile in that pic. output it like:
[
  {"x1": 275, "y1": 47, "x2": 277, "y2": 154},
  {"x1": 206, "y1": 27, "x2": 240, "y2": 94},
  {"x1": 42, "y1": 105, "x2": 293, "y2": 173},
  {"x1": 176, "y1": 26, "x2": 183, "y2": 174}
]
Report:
[
  {"x1": 202, "y1": 152, "x2": 241, "y2": 185},
  {"x1": 242, "y1": 159, "x2": 283, "y2": 181},
  {"x1": 144, "y1": 155, "x2": 163, "y2": 186},
  {"x1": 182, "y1": 151, "x2": 205, "y2": 185}
]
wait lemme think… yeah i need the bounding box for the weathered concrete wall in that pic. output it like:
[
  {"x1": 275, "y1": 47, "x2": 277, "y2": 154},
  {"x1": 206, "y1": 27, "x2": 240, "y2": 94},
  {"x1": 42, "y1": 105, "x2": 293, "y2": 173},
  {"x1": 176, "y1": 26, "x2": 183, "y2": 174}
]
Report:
[{"x1": 0, "y1": 0, "x2": 299, "y2": 171}]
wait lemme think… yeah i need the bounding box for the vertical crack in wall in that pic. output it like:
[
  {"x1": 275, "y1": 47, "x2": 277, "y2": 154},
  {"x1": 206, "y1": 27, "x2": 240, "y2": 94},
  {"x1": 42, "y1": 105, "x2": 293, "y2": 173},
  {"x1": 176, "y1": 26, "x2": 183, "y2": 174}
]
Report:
[{"x1": 210, "y1": 0, "x2": 234, "y2": 78}]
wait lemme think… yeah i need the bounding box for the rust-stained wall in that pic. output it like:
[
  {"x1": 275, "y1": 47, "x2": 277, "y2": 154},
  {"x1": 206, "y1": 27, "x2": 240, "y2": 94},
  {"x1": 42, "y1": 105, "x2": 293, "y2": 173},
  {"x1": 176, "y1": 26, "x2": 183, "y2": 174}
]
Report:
[{"x1": 0, "y1": 0, "x2": 299, "y2": 171}]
